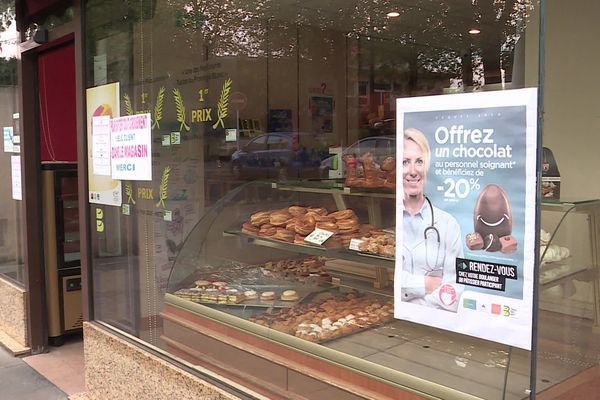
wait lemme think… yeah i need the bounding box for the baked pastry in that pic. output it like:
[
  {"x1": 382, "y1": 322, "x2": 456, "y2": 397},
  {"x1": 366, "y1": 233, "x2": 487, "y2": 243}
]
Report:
[
  {"x1": 273, "y1": 228, "x2": 294, "y2": 243},
  {"x1": 244, "y1": 290, "x2": 258, "y2": 300},
  {"x1": 281, "y1": 290, "x2": 299, "y2": 301},
  {"x1": 250, "y1": 210, "x2": 271, "y2": 226},
  {"x1": 294, "y1": 234, "x2": 307, "y2": 244},
  {"x1": 337, "y1": 218, "x2": 359, "y2": 231},
  {"x1": 285, "y1": 219, "x2": 297, "y2": 232},
  {"x1": 316, "y1": 221, "x2": 339, "y2": 233},
  {"x1": 242, "y1": 222, "x2": 260, "y2": 235},
  {"x1": 259, "y1": 225, "x2": 277, "y2": 237},
  {"x1": 312, "y1": 214, "x2": 336, "y2": 223},
  {"x1": 306, "y1": 207, "x2": 328, "y2": 216},
  {"x1": 270, "y1": 212, "x2": 292, "y2": 226},
  {"x1": 329, "y1": 209, "x2": 355, "y2": 220},
  {"x1": 295, "y1": 214, "x2": 316, "y2": 235},
  {"x1": 288, "y1": 206, "x2": 307, "y2": 216},
  {"x1": 260, "y1": 291, "x2": 276, "y2": 301},
  {"x1": 194, "y1": 280, "x2": 210, "y2": 288}
]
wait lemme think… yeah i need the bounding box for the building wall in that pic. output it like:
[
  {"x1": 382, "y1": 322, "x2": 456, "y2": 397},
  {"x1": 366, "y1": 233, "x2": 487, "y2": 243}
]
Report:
[
  {"x1": 0, "y1": 275, "x2": 28, "y2": 347},
  {"x1": 543, "y1": 0, "x2": 600, "y2": 199},
  {"x1": 83, "y1": 322, "x2": 241, "y2": 400}
]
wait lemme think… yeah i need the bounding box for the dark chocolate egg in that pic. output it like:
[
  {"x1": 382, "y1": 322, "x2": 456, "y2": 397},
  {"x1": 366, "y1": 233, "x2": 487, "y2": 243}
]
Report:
[
  {"x1": 483, "y1": 233, "x2": 501, "y2": 252},
  {"x1": 473, "y1": 184, "x2": 512, "y2": 238}
]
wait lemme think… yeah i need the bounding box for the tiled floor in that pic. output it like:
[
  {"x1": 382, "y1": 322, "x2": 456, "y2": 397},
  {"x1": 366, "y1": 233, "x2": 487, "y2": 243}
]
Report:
[{"x1": 23, "y1": 334, "x2": 85, "y2": 397}]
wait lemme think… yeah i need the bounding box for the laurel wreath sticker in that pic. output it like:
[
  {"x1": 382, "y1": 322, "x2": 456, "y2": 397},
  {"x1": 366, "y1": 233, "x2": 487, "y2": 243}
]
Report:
[
  {"x1": 124, "y1": 93, "x2": 134, "y2": 116},
  {"x1": 212, "y1": 78, "x2": 232, "y2": 129},
  {"x1": 173, "y1": 88, "x2": 190, "y2": 131},
  {"x1": 152, "y1": 87, "x2": 166, "y2": 129},
  {"x1": 125, "y1": 182, "x2": 136, "y2": 205},
  {"x1": 156, "y1": 166, "x2": 171, "y2": 208}
]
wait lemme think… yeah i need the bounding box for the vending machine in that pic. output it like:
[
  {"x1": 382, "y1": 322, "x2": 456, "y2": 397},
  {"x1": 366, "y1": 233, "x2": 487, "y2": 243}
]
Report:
[{"x1": 42, "y1": 163, "x2": 82, "y2": 345}]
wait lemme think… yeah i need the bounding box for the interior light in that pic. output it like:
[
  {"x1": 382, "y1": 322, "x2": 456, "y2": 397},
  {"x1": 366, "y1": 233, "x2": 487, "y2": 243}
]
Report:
[
  {"x1": 386, "y1": 11, "x2": 400, "y2": 18},
  {"x1": 469, "y1": 28, "x2": 481, "y2": 35}
]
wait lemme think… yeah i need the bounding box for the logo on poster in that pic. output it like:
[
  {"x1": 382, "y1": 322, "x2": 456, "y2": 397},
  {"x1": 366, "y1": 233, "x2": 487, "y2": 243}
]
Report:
[
  {"x1": 491, "y1": 304, "x2": 501, "y2": 315},
  {"x1": 438, "y1": 284, "x2": 457, "y2": 306}
]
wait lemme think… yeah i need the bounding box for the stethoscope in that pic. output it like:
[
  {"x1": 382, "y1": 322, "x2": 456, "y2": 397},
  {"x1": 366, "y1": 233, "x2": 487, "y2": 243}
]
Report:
[{"x1": 404, "y1": 196, "x2": 442, "y2": 274}]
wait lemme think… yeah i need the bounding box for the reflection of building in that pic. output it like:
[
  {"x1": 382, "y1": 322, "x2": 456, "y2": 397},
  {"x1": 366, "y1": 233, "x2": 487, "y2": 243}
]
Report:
[{"x1": 1, "y1": 1, "x2": 600, "y2": 400}]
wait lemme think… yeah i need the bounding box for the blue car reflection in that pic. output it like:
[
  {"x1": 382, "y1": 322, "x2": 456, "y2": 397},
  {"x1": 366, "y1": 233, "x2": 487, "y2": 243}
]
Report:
[{"x1": 231, "y1": 132, "x2": 327, "y2": 180}]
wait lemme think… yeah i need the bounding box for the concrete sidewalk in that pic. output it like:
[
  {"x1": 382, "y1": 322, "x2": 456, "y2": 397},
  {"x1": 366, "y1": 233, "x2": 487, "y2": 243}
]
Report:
[{"x1": 0, "y1": 345, "x2": 67, "y2": 400}]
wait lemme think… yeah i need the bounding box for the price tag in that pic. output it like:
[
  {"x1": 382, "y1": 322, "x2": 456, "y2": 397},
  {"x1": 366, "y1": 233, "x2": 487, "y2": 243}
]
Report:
[
  {"x1": 162, "y1": 134, "x2": 171, "y2": 146},
  {"x1": 349, "y1": 238, "x2": 364, "y2": 251},
  {"x1": 163, "y1": 210, "x2": 173, "y2": 221},
  {"x1": 304, "y1": 228, "x2": 334, "y2": 245}
]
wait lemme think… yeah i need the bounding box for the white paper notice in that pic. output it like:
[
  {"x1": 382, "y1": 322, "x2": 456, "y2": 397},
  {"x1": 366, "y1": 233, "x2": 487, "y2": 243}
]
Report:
[
  {"x1": 3, "y1": 127, "x2": 13, "y2": 153},
  {"x1": 92, "y1": 116, "x2": 112, "y2": 176},
  {"x1": 304, "y1": 228, "x2": 334, "y2": 245},
  {"x1": 11, "y1": 155, "x2": 22, "y2": 200},
  {"x1": 110, "y1": 113, "x2": 152, "y2": 181}
]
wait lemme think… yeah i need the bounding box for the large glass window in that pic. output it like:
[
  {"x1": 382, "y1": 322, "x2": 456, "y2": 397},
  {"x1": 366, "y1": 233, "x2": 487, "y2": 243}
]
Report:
[
  {"x1": 83, "y1": 1, "x2": 571, "y2": 399},
  {"x1": 0, "y1": 6, "x2": 25, "y2": 284}
]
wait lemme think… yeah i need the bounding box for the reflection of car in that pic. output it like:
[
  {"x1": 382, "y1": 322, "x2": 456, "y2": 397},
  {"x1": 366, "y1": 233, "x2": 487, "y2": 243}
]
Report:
[
  {"x1": 231, "y1": 132, "x2": 327, "y2": 180},
  {"x1": 319, "y1": 136, "x2": 396, "y2": 177}
]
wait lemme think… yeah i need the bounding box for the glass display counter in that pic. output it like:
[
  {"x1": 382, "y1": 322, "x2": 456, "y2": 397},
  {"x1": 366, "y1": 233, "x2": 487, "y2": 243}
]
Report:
[{"x1": 162, "y1": 180, "x2": 539, "y2": 400}]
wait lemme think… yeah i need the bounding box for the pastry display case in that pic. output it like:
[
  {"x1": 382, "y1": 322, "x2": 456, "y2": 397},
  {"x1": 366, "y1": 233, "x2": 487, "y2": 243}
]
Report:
[
  {"x1": 161, "y1": 180, "x2": 446, "y2": 399},
  {"x1": 164, "y1": 179, "x2": 397, "y2": 327},
  {"x1": 539, "y1": 198, "x2": 600, "y2": 329}
]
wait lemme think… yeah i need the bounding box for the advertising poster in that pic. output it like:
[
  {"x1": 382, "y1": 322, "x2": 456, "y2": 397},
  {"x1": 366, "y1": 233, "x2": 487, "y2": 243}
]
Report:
[
  {"x1": 110, "y1": 113, "x2": 152, "y2": 181},
  {"x1": 394, "y1": 88, "x2": 537, "y2": 350},
  {"x1": 86, "y1": 82, "x2": 122, "y2": 206}
]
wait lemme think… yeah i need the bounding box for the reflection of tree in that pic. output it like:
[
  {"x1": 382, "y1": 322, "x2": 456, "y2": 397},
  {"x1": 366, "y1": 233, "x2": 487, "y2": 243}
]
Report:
[
  {"x1": 166, "y1": 0, "x2": 269, "y2": 59},
  {"x1": 0, "y1": 0, "x2": 12, "y2": 33},
  {"x1": 0, "y1": 1, "x2": 15, "y2": 84},
  {"x1": 0, "y1": 0, "x2": 14, "y2": 54}
]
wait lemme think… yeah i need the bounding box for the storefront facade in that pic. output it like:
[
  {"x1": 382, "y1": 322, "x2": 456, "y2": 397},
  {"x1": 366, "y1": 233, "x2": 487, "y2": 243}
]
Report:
[{"x1": 3, "y1": 0, "x2": 600, "y2": 399}]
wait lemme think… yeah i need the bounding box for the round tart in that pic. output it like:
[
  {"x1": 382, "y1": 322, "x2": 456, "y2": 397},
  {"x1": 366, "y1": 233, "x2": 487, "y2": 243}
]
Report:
[
  {"x1": 244, "y1": 290, "x2": 258, "y2": 300},
  {"x1": 281, "y1": 290, "x2": 299, "y2": 301},
  {"x1": 194, "y1": 279, "x2": 210, "y2": 288},
  {"x1": 260, "y1": 291, "x2": 276, "y2": 301}
]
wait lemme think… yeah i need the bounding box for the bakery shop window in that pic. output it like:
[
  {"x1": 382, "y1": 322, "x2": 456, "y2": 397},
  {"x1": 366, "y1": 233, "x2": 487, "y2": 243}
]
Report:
[{"x1": 86, "y1": 0, "x2": 539, "y2": 397}]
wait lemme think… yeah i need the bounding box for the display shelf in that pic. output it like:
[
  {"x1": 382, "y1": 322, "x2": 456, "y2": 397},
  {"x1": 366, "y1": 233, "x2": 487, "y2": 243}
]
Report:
[
  {"x1": 541, "y1": 198, "x2": 600, "y2": 212},
  {"x1": 272, "y1": 181, "x2": 395, "y2": 199},
  {"x1": 539, "y1": 261, "x2": 594, "y2": 289},
  {"x1": 224, "y1": 230, "x2": 395, "y2": 269}
]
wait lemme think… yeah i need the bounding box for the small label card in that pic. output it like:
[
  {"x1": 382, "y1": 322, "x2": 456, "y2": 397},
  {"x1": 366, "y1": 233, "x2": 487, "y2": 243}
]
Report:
[
  {"x1": 304, "y1": 228, "x2": 334, "y2": 245},
  {"x1": 349, "y1": 238, "x2": 364, "y2": 251}
]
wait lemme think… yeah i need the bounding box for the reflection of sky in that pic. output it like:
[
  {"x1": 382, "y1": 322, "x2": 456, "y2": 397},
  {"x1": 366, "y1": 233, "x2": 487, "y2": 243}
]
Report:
[{"x1": 0, "y1": 22, "x2": 18, "y2": 59}]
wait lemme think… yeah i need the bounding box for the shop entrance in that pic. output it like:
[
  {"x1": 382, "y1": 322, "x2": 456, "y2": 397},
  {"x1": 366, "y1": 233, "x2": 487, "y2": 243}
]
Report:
[{"x1": 37, "y1": 40, "x2": 82, "y2": 347}]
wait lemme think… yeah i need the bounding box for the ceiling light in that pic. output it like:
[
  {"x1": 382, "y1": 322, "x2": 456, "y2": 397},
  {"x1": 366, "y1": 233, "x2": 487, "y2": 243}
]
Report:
[
  {"x1": 469, "y1": 28, "x2": 481, "y2": 35},
  {"x1": 386, "y1": 11, "x2": 400, "y2": 18}
]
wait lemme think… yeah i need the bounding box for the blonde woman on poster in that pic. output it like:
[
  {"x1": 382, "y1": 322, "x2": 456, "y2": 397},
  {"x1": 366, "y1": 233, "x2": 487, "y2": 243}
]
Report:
[{"x1": 400, "y1": 128, "x2": 464, "y2": 311}]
